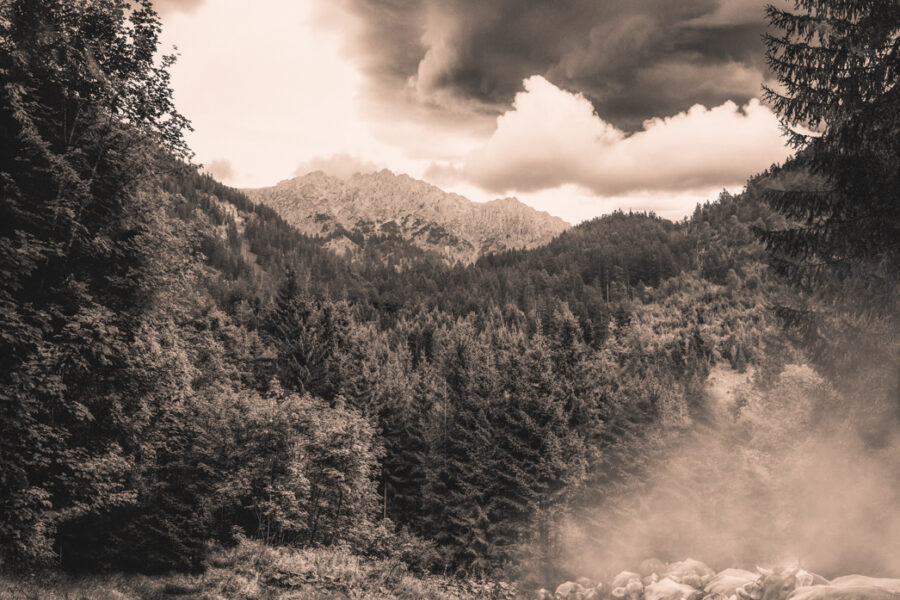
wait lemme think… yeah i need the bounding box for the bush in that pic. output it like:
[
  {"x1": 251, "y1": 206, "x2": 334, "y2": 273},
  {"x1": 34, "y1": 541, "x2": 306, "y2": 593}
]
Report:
[
  {"x1": 214, "y1": 386, "x2": 381, "y2": 548},
  {"x1": 355, "y1": 521, "x2": 444, "y2": 574}
]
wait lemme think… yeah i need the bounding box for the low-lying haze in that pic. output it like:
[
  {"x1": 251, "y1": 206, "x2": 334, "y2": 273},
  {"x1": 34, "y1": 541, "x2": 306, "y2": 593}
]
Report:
[{"x1": 563, "y1": 365, "x2": 900, "y2": 580}]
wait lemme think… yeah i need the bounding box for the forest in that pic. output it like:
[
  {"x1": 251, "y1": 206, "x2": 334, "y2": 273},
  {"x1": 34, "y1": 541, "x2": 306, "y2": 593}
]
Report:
[{"x1": 0, "y1": 0, "x2": 898, "y2": 597}]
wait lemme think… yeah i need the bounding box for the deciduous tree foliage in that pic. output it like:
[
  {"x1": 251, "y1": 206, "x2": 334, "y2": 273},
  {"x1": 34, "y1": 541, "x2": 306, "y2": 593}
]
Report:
[{"x1": 0, "y1": 0, "x2": 190, "y2": 564}]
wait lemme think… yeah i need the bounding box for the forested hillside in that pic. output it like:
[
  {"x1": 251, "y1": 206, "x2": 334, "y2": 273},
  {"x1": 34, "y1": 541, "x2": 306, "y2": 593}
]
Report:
[
  {"x1": 1, "y1": 0, "x2": 898, "y2": 596},
  {"x1": 154, "y1": 167, "x2": 809, "y2": 579}
]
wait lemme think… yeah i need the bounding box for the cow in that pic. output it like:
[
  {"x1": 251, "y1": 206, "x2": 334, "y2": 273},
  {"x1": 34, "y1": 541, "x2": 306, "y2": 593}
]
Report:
[
  {"x1": 718, "y1": 570, "x2": 761, "y2": 581},
  {"x1": 556, "y1": 581, "x2": 587, "y2": 600},
  {"x1": 662, "y1": 559, "x2": 716, "y2": 588},
  {"x1": 706, "y1": 569, "x2": 759, "y2": 597},
  {"x1": 787, "y1": 586, "x2": 900, "y2": 600},
  {"x1": 613, "y1": 572, "x2": 644, "y2": 589},
  {"x1": 829, "y1": 578, "x2": 900, "y2": 593},
  {"x1": 585, "y1": 586, "x2": 608, "y2": 600},
  {"x1": 612, "y1": 571, "x2": 645, "y2": 600},
  {"x1": 643, "y1": 577, "x2": 703, "y2": 600},
  {"x1": 737, "y1": 581, "x2": 764, "y2": 600},
  {"x1": 752, "y1": 566, "x2": 829, "y2": 600},
  {"x1": 584, "y1": 581, "x2": 609, "y2": 600}
]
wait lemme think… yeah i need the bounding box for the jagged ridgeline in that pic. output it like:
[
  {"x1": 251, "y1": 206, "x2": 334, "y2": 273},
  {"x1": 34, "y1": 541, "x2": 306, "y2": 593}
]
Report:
[{"x1": 243, "y1": 170, "x2": 568, "y2": 265}]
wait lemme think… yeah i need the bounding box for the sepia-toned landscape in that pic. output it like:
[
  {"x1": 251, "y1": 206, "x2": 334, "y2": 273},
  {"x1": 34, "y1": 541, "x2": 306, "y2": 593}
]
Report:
[{"x1": 0, "y1": 1, "x2": 898, "y2": 599}]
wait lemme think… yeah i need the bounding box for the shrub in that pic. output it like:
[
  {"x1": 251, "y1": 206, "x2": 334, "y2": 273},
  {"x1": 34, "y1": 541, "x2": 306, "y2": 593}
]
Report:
[{"x1": 215, "y1": 386, "x2": 381, "y2": 548}]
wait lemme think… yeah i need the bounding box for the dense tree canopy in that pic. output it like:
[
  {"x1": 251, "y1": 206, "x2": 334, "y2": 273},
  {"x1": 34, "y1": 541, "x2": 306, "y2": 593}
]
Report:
[{"x1": 0, "y1": 0, "x2": 191, "y2": 565}]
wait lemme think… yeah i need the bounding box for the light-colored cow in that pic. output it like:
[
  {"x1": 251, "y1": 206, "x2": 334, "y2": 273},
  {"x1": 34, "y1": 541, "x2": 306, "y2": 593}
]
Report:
[
  {"x1": 707, "y1": 569, "x2": 759, "y2": 597},
  {"x1": 662, "y1": 559, "x2": 716, "y2": 588},
  {"x1": 829, "y1": 577, "x2": 900, "y2": 593},
  {"x1": 613, "y1": 572, "x2": 644, "y2": 588},
  {"x1": 719, "y1": 570, "x2": 761, "y2": 582},
  {"x1": 643, "y1": 577, "x2": 703, "y2": 600},
  {"x1": 787, "y1": 586, "x2": 900, "y2": 600},
  {"x1": 556, "y1": 581, "x2": 587, "y2": 600},
  {"x1": 753, "y1": 566, "x2": 829, "y2": 600},
  {"x1": 584, "y1": 586, "x2": 607, "y2": 600},
  {"x1": 612, "y1": 571, "x2": 645, "y2": 600}
]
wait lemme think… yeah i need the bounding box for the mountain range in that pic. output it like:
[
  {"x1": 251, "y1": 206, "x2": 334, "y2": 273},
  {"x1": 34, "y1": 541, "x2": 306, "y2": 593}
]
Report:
[{"x1": 243, "y1": 170, "x2": 569, "y2": 264}]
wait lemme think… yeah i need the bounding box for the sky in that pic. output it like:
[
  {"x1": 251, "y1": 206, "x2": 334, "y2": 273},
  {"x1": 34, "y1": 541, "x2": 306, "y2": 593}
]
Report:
[{"x1": 155, "y1": 0, "x2": 794, "y2": 223}]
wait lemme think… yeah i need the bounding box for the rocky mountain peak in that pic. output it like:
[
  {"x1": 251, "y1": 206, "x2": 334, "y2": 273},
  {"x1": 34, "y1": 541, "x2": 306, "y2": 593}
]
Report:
[{"x1": 244, "y1": 170, "x2": 569, "y2": 264}]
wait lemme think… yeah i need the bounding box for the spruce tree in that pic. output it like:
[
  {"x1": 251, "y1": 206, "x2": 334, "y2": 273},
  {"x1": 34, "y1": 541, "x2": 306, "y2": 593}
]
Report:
[
  {"x1": 759, "y1": 0, "x2": 899, "y2": 410},
  {"x1": 760, "y1": 0, "x2": 899, "y2": 316},
  {"x1": 422, "y1": 325, "x2": 496, "y2": 573},
  {"x1": 263, "y1": 272, "x2": 352, "y2": 402},
  {"x1": 380, "y1": 366, "x2": 431, "y2": 528}
]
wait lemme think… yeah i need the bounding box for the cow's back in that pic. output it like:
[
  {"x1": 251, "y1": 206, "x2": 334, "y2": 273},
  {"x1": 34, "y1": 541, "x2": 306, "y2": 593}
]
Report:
[
  {"x1": 831, "y1": 578, "x2": 900, "y2": 593},
  {"x1": 788, "y1": 586, "x2": 900, "y2": 600},
  {"x1": 707, "y1": 575, "x2": 758, "y2": 596}
]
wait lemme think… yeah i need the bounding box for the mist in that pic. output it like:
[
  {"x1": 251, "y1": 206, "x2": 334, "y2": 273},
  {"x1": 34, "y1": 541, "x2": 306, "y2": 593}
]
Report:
[{"x1": 559, "y1": 362, "x2": 900, "y2": 580}]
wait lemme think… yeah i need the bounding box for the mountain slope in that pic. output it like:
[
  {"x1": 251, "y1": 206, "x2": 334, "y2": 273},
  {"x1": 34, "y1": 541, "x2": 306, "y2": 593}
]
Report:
[{"x1": 243, "y1": 170, "x2": 569, "y2": 264}]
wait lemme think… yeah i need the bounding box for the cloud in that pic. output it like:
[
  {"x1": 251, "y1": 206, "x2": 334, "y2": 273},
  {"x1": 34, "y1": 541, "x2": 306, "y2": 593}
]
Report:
[
  {"x1": 152, "y1": 0, "x2": 206, "y2": 15},
  {"x1": 157, "y1": 0, "x2": 793, "y2": 222},
  {"x1": 686, "y1": 0, "x2": 772, "y2": 27},
  {"x1": 437, "y1": 179, "x2": 736, "y2": 224},
  {"x1": 203, "y1": 158, "x2": 235, "y2": 182},
  {"x1": 293, "y1": 154, "x2": 382, "y2": 180},
  {"x1": 158, "y1": 0, "x2": 418, "y2": 189},
  {"x1": 430, "y1": 76, "x2": 791, "y2": 197},
  {"x1": 329, "y1": 0, "x2": 779, "y2": 129}
]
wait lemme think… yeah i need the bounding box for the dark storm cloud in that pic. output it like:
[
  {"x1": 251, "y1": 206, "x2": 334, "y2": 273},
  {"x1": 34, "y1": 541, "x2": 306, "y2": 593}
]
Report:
[{"x1": 334, "y1": 0, "x2": 777, "y2": 129}]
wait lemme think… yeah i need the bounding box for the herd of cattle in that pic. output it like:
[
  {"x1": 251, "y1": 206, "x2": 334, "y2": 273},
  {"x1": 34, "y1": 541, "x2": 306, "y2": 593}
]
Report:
[{"x1": 538, "y1": 559, "x2": 900, "y2": 600}]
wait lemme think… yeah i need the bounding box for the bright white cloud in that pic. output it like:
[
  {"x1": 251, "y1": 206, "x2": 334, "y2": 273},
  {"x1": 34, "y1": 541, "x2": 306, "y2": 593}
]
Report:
[
  {"x1": 152, "y1": 0, "x2": 206, "y2": 15},
  {"x1": 447, "y1": 76, "x2": 791, "y2": 197},
  {"x1": 159, "y1": 0, "x2": 420, "y2": 188}
]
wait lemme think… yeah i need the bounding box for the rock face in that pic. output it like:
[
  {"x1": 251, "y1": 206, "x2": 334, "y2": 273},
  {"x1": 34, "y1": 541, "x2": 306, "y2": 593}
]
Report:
[{"x1": 244, "y1": 170, "x2": 569, "y2": 264}]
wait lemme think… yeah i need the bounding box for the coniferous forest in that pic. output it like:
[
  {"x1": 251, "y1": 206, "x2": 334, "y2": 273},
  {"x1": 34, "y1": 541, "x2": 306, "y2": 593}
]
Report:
[{"x1": 1, "y1": 1, "x2": 898, "y2": 598}]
